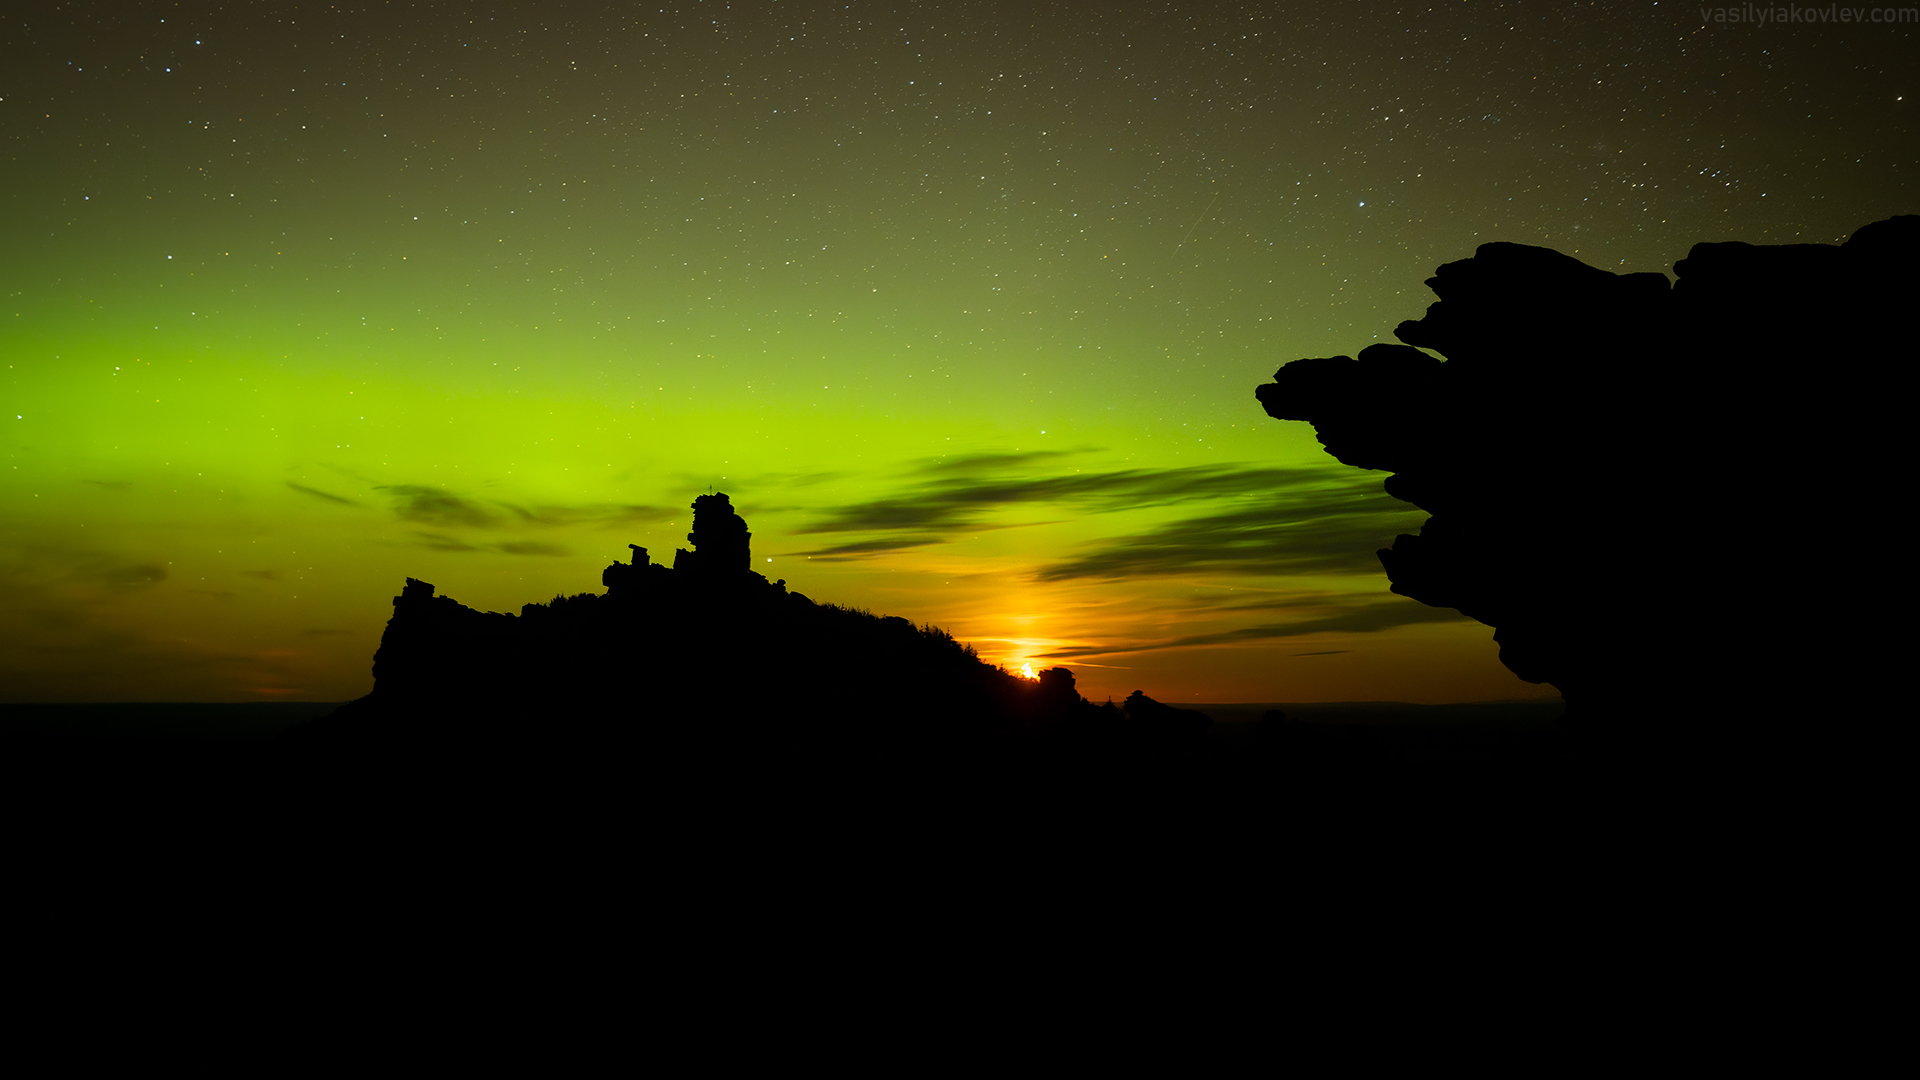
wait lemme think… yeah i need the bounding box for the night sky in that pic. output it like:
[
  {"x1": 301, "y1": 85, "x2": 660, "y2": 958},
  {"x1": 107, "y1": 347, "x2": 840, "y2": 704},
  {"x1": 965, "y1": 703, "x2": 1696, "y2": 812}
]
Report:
[{"x1": 3, "y1": 2, "x2": 1912, "y2": 704}]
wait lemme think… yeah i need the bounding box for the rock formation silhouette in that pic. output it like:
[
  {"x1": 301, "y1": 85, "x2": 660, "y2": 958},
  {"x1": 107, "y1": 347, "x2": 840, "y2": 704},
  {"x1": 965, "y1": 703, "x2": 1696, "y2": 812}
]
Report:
[
  {"x1": 304, "y1": 492, "x2": 1210, "y2": 780},
  {"x1": 671, "y1": 492, "x2": 753, "y2": 577},
  {"x1": 276, "y1": 490, "x2": 1249, "y2": 867},
  {"x1": 1256, "y1": 216, "x2": 1915, "y2": 749}
]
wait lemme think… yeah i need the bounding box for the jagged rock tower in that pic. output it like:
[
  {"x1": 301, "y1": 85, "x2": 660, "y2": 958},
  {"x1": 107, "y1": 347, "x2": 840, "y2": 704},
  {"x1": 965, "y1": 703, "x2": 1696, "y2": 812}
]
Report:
[{"x1": 672, "y1": 492, "x2": 752, "y2": 577}]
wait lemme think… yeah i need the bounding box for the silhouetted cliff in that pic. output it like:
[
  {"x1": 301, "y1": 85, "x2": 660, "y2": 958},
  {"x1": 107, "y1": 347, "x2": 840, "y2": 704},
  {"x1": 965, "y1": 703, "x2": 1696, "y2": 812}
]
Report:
[{"x1": 1257, "y1": 216, "x2": 1915, "y2": 747}]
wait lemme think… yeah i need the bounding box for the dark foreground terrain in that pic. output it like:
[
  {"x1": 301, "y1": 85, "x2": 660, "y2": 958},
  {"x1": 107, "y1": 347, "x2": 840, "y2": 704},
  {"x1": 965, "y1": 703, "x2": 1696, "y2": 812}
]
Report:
[
  {"x1": 7, "y1": 690, "x2": 1884, "y2": 1004},
  {"x1": 0, "y1": 695, "x2": 1651, "y2": 872}
]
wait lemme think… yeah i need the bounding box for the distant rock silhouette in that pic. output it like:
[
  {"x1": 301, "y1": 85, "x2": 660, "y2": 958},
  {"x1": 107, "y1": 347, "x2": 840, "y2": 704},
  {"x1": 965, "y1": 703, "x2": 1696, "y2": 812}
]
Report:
[
  {"x1": 277, "y1": 491, "x2": 1250, "y2": 867},
  {"x1": 1121, "y1": 690, "x2": 1213, "y2": 744},
  {"x1": 304, "y1": 493, "x2": 1209, "y2": 780},
  {"x1": 1257, "y1": 217, "x2": 1916, "y2": 746}
]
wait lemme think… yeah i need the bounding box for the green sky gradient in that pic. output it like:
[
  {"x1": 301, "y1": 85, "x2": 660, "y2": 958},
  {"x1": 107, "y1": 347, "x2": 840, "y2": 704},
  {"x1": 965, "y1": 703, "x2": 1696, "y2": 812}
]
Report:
[{"x1": 4, "y1": 3, "x2": 1911, "y2": 703}]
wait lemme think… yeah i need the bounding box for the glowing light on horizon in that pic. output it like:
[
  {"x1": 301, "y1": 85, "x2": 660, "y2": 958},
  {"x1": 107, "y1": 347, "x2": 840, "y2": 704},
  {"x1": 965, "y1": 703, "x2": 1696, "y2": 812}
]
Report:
[{"x1": 1020, "y1": 662, "x2": 1036, "y2": 680}]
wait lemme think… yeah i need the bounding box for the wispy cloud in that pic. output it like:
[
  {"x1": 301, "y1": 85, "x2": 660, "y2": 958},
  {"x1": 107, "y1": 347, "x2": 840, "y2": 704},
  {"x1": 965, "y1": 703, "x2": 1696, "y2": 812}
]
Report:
[
  {"x1": 1040, "y1": 599, "x2": 1469, "y2": 660},
  {"x1": 787, "y1": 453, "x2": 1420, "y2": 582},
  {"x1": 497, "y1": 541, "x2": 570, "y2": 557},
  {"x1": 380, "y1": 485, "x2": 499, "y2": 528},
  {"x1": 790, "y1": 537, "x2": 942, "y2": 560},
  {"x1": 414, "y1": 531, "x2": 484, "y2": 552},
  {"x1": 918, "y1": 450, "x2": 1082, "y2": 475},
  {"x1": 94, "y1": 560, "x2": 169, "y2": 589},
  {"x1": 797, "y1": 460, "x2": 1360, "y2": 537},
  {"x1": 287, "y1": 481, "x2": 360, "y2": 506},
  {"x1": 1153, "y1": 601, "x2": 1470, "y2": 648},
  {"x1": 497, "y1": 502, "x2": 674, "y2": 528},
  {"x1": 411, "y1": 532, "x2": 571, "y2": 557},
  {"x1": 1034, "y1": 490, "x2": 1413, "y2": 581},
  {"x1": 370, "y1": 481, "x2": 668, "y2": 532}
]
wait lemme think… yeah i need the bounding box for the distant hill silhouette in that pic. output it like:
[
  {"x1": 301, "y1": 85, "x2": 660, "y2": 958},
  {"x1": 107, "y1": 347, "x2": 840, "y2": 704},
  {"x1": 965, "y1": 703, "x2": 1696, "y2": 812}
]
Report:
[
  {"x1": 270, "y1": 492, "x2": 1242, "y2": 865},
  {"x1": 1257, "y1": 216, "x2": 1915, "y2": 752},
  {"x1": 297, "y1": 493, "x2": 1209, "y2": 777}
]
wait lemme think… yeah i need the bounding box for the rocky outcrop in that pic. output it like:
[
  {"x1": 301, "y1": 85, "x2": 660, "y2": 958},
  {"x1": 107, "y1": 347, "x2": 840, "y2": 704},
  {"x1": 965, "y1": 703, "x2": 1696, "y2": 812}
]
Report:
[
  {"x1": 671, "y1": 492, "x2": 753, "y2": 577},
  {"x1": 1257, "y1": 217, "x2": 1916, "y2": 740},
  {"x1": 309, "y1": 493, "x2": 1197, "y2": 763}
]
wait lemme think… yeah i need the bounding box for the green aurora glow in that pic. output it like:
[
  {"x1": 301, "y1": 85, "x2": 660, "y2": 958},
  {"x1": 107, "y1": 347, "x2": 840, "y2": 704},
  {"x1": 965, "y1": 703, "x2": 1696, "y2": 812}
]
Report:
[{"x1": 4, "y1": 3, "x2": 1911, "y2": 703}]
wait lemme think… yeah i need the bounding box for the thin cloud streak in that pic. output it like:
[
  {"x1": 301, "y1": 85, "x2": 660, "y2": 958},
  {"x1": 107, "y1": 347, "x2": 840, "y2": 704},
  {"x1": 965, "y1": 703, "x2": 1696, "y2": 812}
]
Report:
[
  {"x1": 1039, "y1": 600, "x2": 1469, "y2": 660},
  {"x1": 287, "y1": 481, "x2": 359, "y2": 506},
  {"x1": 1034, "y1": 490, "x2": 1415, "y2": 581},
  {"x1": 798, "y1": 462, "x2": 1365, "y2": 536},
  {"x1": 497, "y1": 503, "x2": 675, "y2": 528},
  {"x1": 790, "y1": 537, "x2": 941, "y2": 560}
]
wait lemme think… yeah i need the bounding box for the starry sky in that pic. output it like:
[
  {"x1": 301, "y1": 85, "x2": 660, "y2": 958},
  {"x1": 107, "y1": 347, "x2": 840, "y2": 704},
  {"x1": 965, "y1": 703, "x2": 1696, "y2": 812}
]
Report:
[{"x1": 3, "y1": 1, "x2": 1912, "y2": 704}]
